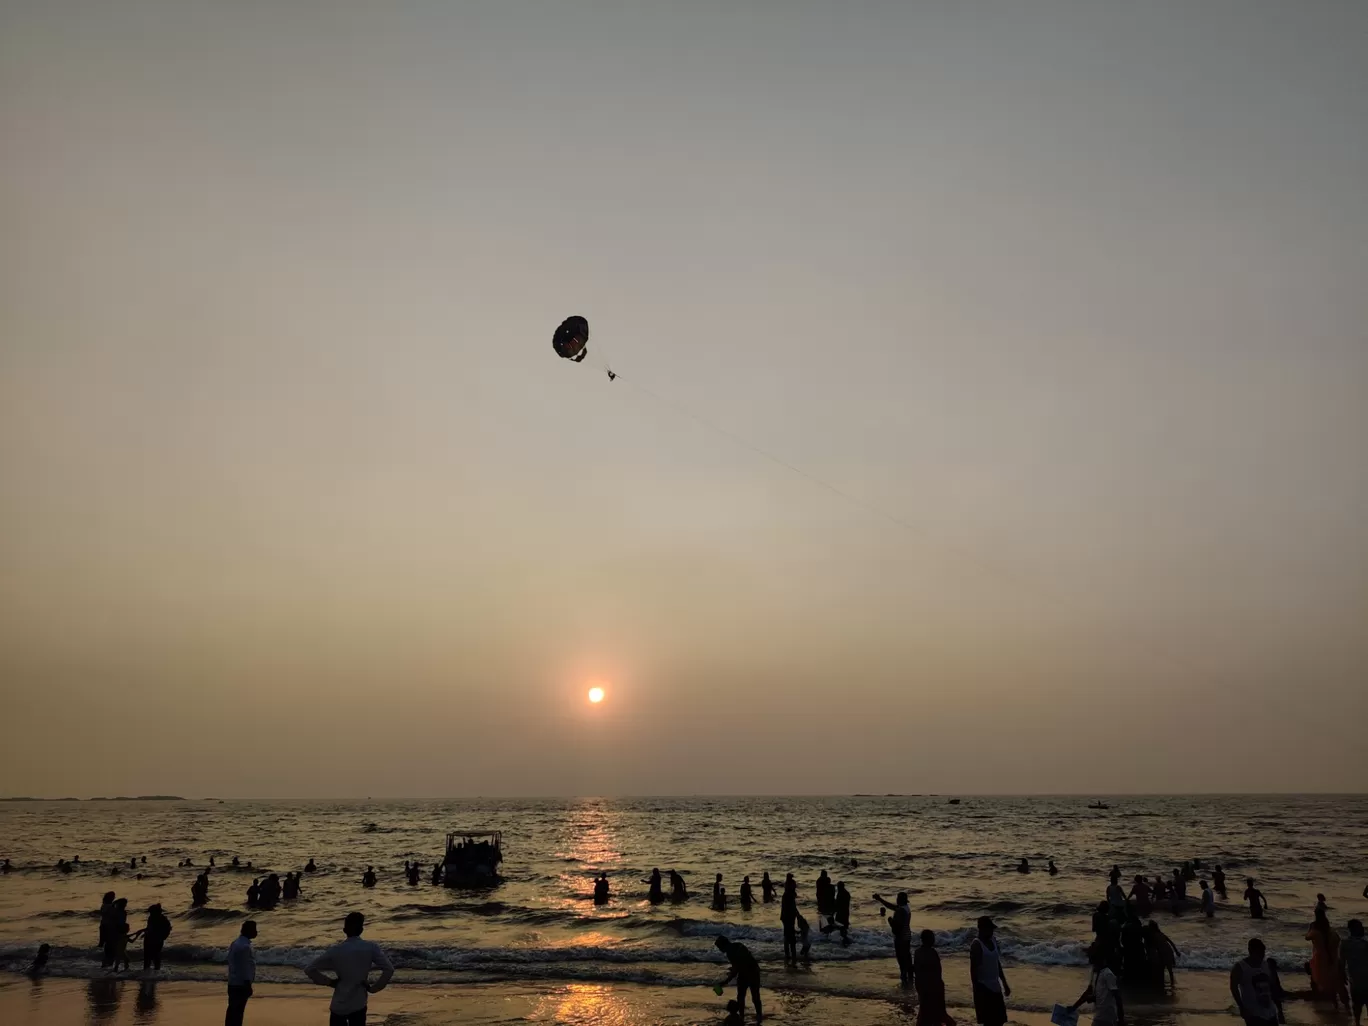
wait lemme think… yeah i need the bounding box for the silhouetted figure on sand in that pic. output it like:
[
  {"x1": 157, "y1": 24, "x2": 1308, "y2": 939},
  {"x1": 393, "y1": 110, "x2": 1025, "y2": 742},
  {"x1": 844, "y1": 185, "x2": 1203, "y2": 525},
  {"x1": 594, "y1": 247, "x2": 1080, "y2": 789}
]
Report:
[
  {"x1": 715, "y1": 935, "x2": 763, "y2": 1022},
  {"x1": 1341, "y1": 919, "x2": 1367, "y2": 1026},
  {"x1": 912, "y1": 929, "x2": 952, "y2": 1024},
  {"x1": 970, "y1": 917, "x2": 1011, "y2": 1026},
  {"x1": 645, "y1": 868, "x2": 663, "y2": 904},
  {"x1": 1231, "y1": 938, "x2": 1283, "y2": 1026},
  {"x1": 1068, "y1": 943, "x2": 1124, "y2": 1026},
  {"x1": 916, "y1": 930, "x2": 953, "y2": 1026},
  {"x1": 1244, "y1": 879, "x2": 1269, "y2": 919},
  {"x1": 142, "y1": 904, "x2": 172, "y2": 972},
  {"x1": 226, "y1": 920, "x2": 257, "y2": 1026},
  {"x1": 305, "y1": 912, "x2": 395, "y2": 1026},
  {"x1": 1145, "y1": 919, "x2": 1180, "y2": 990}
]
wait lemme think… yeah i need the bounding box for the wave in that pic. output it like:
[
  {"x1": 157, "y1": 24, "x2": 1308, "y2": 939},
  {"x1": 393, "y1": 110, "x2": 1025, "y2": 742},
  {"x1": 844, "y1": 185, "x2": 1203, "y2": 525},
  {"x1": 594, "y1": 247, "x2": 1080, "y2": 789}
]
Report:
[
  {"x1": 0, "y1": 931, "x2": 1313, "y2": 983},
  {"x1": 175, "y1": 907, "x2": 245, "y2": 922}
]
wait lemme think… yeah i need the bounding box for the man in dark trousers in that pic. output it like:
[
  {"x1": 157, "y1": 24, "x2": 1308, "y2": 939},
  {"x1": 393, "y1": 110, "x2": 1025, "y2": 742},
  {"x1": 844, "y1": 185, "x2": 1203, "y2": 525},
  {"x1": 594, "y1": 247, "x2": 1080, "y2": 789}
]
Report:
[{"x1": 226, "y1": 920, "x2": 257, "y2": 1026}]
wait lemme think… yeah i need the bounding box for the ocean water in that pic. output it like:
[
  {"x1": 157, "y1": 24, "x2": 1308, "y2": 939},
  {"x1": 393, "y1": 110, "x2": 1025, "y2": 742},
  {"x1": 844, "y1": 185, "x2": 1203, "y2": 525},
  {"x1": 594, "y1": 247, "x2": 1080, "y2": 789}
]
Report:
[{"x1": 1, "y1": 795, "x2": 1365, "y2": 1004}]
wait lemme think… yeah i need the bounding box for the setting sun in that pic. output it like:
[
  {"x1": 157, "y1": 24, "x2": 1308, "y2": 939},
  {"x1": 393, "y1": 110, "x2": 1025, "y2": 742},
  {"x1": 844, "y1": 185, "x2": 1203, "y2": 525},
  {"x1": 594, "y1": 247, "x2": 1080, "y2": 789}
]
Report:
[{"x1": 587, "y1": 686, "x2": 605, "y2": 704}]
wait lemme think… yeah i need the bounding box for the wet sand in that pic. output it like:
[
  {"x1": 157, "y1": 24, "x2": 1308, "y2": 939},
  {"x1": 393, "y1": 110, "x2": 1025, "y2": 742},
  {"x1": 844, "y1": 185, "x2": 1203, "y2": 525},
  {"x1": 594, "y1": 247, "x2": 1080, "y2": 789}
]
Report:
[{"x1": 3, "y1": 958, "x2": 1334, "y2": 1026}]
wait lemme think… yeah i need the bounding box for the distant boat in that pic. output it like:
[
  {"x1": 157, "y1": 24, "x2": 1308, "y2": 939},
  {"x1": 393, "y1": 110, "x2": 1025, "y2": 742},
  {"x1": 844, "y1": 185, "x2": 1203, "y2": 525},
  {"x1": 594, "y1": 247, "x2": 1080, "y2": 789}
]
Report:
[
  {"x1": 1088, "y1": 801, "x2": 1110, "y2": 810},
  {"x1": 947, "y1": 798, "x2": 962, "y2": 805}
]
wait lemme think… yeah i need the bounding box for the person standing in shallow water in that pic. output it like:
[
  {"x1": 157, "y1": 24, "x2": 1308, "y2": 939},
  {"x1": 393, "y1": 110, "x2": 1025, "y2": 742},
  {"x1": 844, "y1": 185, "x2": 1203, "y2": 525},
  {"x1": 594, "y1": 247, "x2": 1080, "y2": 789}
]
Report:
[
  {"x1": 761, "y1": 872, "x2": 776, "y2": 904},
  {"x1": 98, "y1": 891, "x2": 118, "y2": 967},
  {"x1": 1244, "y1": 879, "x2": 1269, "y2": 919},
  {"x1": 644, "y1": 868, "x2": 663, "y2": 904},
  {"x1": 780, "y1": 876, "x2": 799, "y2": 964},
  {"x1": 739, "y1": 876, "x2": 754, "y2": 911},
  {"x1": 875, "y1": 892, "x2": 913, "y2": 984},
  {"x1": 142, "y1": 904, "x2": 172, "y2": 973},
  {"x1": 970, "y1": 916, "x2": 1011, "y2": 1026},
  {"x1": 816, "y1": 870, "x2": 835, "y2": 931}
]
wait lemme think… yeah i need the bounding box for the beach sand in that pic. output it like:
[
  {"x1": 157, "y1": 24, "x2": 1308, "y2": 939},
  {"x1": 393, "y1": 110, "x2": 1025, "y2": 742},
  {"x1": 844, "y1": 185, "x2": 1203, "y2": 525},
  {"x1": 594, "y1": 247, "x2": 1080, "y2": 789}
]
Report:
[{"x1": 3, "y1": 956, "x2": 1331, "y2": 1026}]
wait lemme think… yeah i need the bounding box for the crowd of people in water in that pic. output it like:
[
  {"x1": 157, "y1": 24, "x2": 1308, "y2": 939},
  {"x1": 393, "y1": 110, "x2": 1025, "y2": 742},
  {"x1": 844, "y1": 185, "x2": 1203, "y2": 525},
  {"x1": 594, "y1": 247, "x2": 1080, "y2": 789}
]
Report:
[{"x1": 6, "y1": 848, "x2": 1368, "y2": 1026}]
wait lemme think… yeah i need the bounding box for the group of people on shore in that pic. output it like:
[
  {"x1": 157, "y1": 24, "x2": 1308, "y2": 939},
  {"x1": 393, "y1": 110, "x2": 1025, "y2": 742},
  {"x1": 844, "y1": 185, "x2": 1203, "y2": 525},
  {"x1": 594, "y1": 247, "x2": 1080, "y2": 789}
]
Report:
[{"x1": 226, "y1": 912, "x2": 393, "y2": 1026}]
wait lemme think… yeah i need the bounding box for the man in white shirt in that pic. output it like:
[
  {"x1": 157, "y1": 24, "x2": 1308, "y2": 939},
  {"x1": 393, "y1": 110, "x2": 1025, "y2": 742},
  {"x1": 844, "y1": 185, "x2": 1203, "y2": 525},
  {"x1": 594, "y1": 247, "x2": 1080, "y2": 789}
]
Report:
[
  {"x1": 1070, "y1": 944, "x2": 1125, "y2": 1026},
  {"x1": 226, "y1": 920, "x2": 258, "y2": 1026},
  {"x1": 305, "y1": 912, "x2": 395, "y2": 1026}
]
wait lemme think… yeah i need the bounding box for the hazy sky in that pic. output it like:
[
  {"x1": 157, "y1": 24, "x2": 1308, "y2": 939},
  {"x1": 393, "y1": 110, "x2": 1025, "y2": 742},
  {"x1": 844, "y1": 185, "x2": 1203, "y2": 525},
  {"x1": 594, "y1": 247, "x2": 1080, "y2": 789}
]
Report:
[{"x1": 2, "y1": 1, "x2": 1365, "y2": 798}]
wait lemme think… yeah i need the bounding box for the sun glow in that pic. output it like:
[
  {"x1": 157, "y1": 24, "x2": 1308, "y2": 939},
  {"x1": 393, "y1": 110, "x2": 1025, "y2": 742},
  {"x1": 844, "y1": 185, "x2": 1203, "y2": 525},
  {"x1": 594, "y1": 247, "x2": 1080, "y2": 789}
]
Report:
[{"x1": 587, "y1": 686, "x2": 605, "y2": 704}]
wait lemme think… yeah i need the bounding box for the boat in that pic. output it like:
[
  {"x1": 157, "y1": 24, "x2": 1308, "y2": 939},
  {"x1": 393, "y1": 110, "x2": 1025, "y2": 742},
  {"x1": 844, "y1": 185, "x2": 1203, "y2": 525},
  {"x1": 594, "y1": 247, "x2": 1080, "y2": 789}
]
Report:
[
  {"x1": 443, "y1": 830, "x2": 503, "y2": 888},
  {"x1": 1088, "y1": 801, "x2": 1110, "y2": 810},
  {"x1": 947, "y1": 798, "x2": 961, "y2": 805}
]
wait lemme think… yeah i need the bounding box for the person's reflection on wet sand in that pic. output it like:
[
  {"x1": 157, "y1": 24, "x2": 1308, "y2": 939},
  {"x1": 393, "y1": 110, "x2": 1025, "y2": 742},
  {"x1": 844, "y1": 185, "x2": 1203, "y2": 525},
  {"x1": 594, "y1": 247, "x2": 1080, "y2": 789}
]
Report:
[
  {"x1": 133, "y1": 979, "x2": 159, "y2": 1023},
  {"x1": 86, "y1": 977, "x2": 123, "y2": 1023}
]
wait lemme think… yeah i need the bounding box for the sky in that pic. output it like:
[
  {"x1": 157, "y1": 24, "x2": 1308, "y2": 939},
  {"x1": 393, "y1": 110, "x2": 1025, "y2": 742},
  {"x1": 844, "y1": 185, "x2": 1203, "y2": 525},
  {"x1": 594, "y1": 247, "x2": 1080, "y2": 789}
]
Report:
[{"x1": 1, "y1": 1, "x2": 1365, "y2": 798}]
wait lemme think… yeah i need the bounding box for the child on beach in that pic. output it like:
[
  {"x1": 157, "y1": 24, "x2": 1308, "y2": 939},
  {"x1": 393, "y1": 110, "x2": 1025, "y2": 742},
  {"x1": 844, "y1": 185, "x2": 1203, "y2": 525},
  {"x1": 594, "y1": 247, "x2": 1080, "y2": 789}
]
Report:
[
  {"x1": 28, "y1": 944, "x2": 50, "y2": 977},
  {"x1": 112, "y1": 919, "x2": 140, "y2": 972}
]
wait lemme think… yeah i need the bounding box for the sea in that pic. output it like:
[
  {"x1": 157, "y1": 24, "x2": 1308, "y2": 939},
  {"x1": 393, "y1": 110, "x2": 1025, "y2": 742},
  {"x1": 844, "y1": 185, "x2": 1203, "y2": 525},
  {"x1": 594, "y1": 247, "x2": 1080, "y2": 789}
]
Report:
[{"x1": 1, "y1": 795, "x2": 1365, "y2": 1014}]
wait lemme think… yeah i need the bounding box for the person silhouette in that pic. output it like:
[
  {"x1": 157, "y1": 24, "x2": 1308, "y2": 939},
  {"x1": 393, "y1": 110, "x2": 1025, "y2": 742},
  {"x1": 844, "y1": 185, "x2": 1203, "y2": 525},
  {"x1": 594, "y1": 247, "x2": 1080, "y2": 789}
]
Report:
[
  {"x1": 304, "y1": 912, "x2": 395, "y2": 1025},
  {"x1": 225, "y1": 920, "x2": 257, "y2": 1026},
  {"x1": 714, "y1": 936, "x2": 762, "y2": 1022}
]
